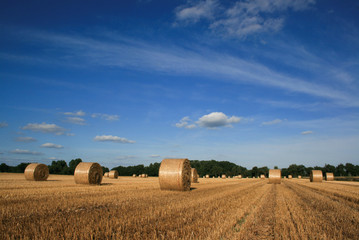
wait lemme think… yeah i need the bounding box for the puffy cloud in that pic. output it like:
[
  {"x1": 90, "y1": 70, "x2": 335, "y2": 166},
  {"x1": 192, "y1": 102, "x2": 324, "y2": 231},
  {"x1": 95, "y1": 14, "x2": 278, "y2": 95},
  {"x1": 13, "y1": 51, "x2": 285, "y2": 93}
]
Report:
[
  {"x1": 22, "y1": 122, "x2": 67, "y2": 135},
  {"x1": 94, "y1": 135, "x2": 135, "y2": 143},
  {"x1": 175, "y1": 116, "x2": 196, "y2": 129},
  {"x1": 16, "y1": 137, "x2": 37, "y2": 142},
  {"x1": 261, "y1": 119, "x2": 283, "y2": 126},
  {"x1": 10, "y1": 149, "x2": 42, "y2": 155},
  {"x1": 41, "y1": 143, "x2": 64, "y2": 149},
  {"x1": 150, "y1": 154, "x2": 160, "y2": 158},
  {"x1": 0, "y1": 121, "x2": 8, "y2": 128},
  {"x1": 91, "y1": 113, "x2": 119, "y2": 121},
  {"x1": 175, "y1": 0, "x2": 218, "y2": 23},
  {"x1": 197, "y1": 112, "x2": 241, "y2": 128},
  {"x1": 66, "y1": 117, "x2": 86, "y2": 125},
  {"x1": 63, "y1": 110, "x2": 85, "y2": 116},
  {"x1": 301, "y1": 130, "x2": 313, "y2": 135}
]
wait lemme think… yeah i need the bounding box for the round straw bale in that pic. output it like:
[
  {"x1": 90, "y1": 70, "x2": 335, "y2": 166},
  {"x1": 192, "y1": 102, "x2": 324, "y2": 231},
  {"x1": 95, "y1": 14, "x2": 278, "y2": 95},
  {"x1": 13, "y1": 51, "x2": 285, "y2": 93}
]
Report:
[
  {"x1": 109, "y1": 170, "x2": 118, "y2": 179},
  {"x1": 104, "y1": 172, "x2": 109, "y2": 177},
  {"x1": 260, "y1": 174, "x2": 265, "y2": 179},
  {"x1": 159, "y1": 158, "x2": 191, "y2": 191},
  {"x1": 218, "y1": 176, "x2": 220, "y2": 178},
  {"x1": 238, "y1": 175, "x2": 242, "y2": 179},
  {"x1": 24, "y1": 163, "x2": 49, "y2": 181},
  {"x1": 191, "y1": 168, "x2": 199, "y2": 183},
  {"x1": 74, "y1": 162, "x2": 103, "y2": 185},
  {"x1": 326, "y1": 172, "x2": 334, "y2": 181},
  {"x1": 288, "y1": 175, "x2": 292, "y2": 179},
  {"x1": 206, "y1": 174, "x2": 209, "y2": 178},
  {"x1": 132, "y1": 174, "x2": 136, "y2": 177},
  {"x1": 310, "y1": 170, "x2": 323, "y2": 182},
  {"x1": 269, "y1": 169, "x2": 281, "y2": 184},
  {"x1": 222, "y1": 174, "x2": 226, "y2": 179},
  {"x1": 298, "y1": 175, "x2": 302, "y2": 179}
]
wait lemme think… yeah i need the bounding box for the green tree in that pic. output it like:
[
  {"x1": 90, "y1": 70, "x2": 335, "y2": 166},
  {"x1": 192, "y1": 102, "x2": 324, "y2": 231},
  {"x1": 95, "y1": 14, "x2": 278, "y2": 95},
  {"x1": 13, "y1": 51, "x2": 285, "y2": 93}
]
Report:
[{"x1": 69, "y1": 158, "x2": 82, "y2": 175}]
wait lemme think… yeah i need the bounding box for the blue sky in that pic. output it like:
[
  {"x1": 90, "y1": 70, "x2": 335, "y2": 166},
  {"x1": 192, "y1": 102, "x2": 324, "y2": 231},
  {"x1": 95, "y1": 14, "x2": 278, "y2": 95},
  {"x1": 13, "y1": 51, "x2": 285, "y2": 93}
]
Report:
[{"x1": 0, "y1": 0, "x2": 358, "y2": 169}]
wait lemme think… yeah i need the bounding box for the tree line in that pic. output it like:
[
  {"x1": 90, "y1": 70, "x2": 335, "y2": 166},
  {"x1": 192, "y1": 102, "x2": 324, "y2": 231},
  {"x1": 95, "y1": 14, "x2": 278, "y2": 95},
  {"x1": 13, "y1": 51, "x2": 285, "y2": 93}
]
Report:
[{"x1": 0, "y1": 159, "x2": 358, "y2": 177}]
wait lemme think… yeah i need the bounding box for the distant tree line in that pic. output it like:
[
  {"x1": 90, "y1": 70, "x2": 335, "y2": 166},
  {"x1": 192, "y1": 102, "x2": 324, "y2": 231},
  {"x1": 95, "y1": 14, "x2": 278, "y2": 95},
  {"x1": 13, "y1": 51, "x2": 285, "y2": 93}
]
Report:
[
  {"x1": 0, "y1": 159, "x2": 109, "y2": 175},
  {"x1": 1, "y1": 160, "x2": 358, "y2": 177}
]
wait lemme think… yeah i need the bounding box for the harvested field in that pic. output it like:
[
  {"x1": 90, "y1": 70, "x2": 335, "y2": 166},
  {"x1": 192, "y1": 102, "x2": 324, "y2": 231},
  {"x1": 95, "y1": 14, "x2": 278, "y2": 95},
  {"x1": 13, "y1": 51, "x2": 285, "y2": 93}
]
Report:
[{"x1": 1, "y1": 173, "x2": 359, "y2": 239}]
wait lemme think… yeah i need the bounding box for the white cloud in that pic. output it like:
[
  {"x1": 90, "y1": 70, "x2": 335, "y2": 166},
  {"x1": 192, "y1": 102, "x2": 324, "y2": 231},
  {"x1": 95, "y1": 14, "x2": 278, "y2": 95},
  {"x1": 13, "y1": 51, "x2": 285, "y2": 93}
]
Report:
[
  {"x1": 63, "y1": 110, "x2": 85, "y2": 116},
  {"x1": 66, "y1": 117, "x2": 86, "y2": 125},
  {"x1": 150, "y1": 154, "x2": 160, "y2": 158},
  {"x1": 301, "y1": 130, "x2": 313, "y2": 135},
  {"x1": 15, "y1": 136, "x2": 37, "y2": 142},
  {"x1": 0, "y1": 122, "x2": 8, "y2": 128},
  {"x1": 91, "y1": 113, "x2": 119, "y2": 121},
  {"x1": 175, "y1": 116, "x2": 198, "y2": 129},
  {"x1": 48, "y1": 157, "x2": 58, "y2": 160},
  {"x1": 176, "y1": 0, "x2": 315, "y2": 38},
  {"x1": 10, "y1": 149, "x2": 42, "y2": 155},
  {"x1": 13, "y1": 29, "x2": 359, "y2": 107},
  {"x1": 175, "y1": 0, "x2": 218, "y2": 23},
  {"x1": 197, "y1": 112, "x2": 241, "y2": 128},
  {"x1": 41, "y1": 143, "x2": 64, "y2": 149},
  {"x1": 94, "y1": 135, "x2": 135, "y2": 143},
  {"x1": 22, "y1": 122, "x2": 67, "y2": 135},
  {"x1": 261, "y1": 119, "x2": 283, "y2": 126}
]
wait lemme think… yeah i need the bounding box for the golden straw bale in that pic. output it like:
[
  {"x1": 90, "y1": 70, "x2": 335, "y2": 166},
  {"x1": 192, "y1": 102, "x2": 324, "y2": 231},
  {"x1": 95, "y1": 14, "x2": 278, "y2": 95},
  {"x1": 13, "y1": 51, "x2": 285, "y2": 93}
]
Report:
[
  {"x1": 104, "y1": 172, "x2": 109, "y2": 177},
  {"x1": 191, "y1": 168, "x2": 199, "y2": 183},
  {"x1": 74, "y1": 162, "x2": 103, "y2": 185},
  {"x1": 260, "y1": 174, "x2": 265, "y2": 179},
  {"x1": 159, "y1": 158, "x2": 191, "y2": 191},
  {"x1": 132, "y1": 174, "x2": 136, "y2": 177},
  {"x1": 298, "y1": 175, "x2": 302, "y2": 179},
  {"x1": 326, "y1": 172, "x2": 334, "y2": 181},
  {"x1": 238, "y1": 175, "x2": 242, "y2": 179},
  {"x1": 24, "y1": 163, "x2": 49, "y2": 181},
  {"x1": 288, "y1": 175, "x2": 292, "y2": 179},
  {"x1": 109, "y1": 170, "x2": 118, "y2": 179},
  {"x1": 222, "y1": 174, "x2": 226, "y2": 179},
  {"x1": 218, "y1": 176, "x2": 220, "y2": 178},
  {"x1": 310, "y1": 170, "x2": 323, "y2": 182},
  {"x1": 269, "y1": 169, "x2": 281, "y2": 184},
  {"x1": 206, "y1": 174, "x2": 210, "y2": 178}
]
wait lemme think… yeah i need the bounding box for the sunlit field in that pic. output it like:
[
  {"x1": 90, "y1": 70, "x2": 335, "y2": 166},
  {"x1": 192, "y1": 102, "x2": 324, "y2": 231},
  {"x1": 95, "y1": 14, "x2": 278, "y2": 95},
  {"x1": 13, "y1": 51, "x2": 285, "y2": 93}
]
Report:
[{"x1": 1, "y1": 173, "x2": 359, "y2": 239}]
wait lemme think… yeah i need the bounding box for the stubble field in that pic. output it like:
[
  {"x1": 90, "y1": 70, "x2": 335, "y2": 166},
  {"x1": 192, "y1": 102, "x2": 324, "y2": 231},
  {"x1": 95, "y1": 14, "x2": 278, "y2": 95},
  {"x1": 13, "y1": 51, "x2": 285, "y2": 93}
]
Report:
[{"x1": 1, "y1": 173, "x2": 359, "y2": 239}]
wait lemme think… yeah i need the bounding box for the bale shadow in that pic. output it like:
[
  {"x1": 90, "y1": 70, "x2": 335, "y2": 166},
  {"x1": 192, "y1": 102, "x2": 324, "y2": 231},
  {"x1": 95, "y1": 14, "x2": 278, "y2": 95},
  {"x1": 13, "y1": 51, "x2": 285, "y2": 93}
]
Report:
[
  {"x1": 190, "y1": 187, "x2": 197, "y2": 191},
  {"x1": 100, "y1": 183, "x2": 113, "y2": 186}
]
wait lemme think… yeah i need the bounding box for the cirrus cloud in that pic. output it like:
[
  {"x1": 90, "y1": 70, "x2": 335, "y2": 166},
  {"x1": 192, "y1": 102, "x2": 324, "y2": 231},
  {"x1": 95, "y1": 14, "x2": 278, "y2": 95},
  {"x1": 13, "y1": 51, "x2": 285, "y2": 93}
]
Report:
[
  {"x1": 301, "y1": 130, "x2": 313, "y2": 135},
  {"x1": 63, "y1": 110, "x2": 85, "y2": 116},
  {"x1": 94, "y1": 135, "x2": 135, "y2": 143}
]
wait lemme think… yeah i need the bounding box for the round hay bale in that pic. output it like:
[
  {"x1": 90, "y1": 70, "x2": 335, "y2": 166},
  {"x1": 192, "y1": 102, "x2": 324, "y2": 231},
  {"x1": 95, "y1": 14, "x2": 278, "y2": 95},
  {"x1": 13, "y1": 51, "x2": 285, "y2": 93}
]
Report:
[
  {"x1": 109, "y1": 170, "x2": 118, "y2": 179},
  {"x1": 222, "y1": 174, "x2": 226, "y2": 179},
  {"x1": 326, "y1": 172, "x2": 334, "y2": 181},
  {"x1": 74, "y1": 162, "x2": 103, "y2": 185},
  {"x1": 238, "y1": 175, "x2": 242, "y2": 179},
  {"x1": 191, "y1": 168, "x2": 199, "y2": 183},
  {"x1": 310, "y1": 170, "x2": 323, "y2": 182},
  {"x1": 132, "y1": 174, "x2": 136, "y2": 177},
  {"x1": 288, "y1": 175, "x2": 292, "y2": 179},
  {"x1": 218, "y1": 176, "x2": 220, "y2": 178},
  {"x1": 269, "y1": 169, "x2": 281, "y2": 184},
  {"x1": 24, "y1": 163, "x2": 49, "y2": 181},
  {"x1": 260, "y1": 174, "x2": 265, "y2": 179},
  {"x1": 206, "y1": 174, "x2": 210, "y2": 178},
  {"x1": 159, "y1": 158, "x2": 191, "y2": 191},
  {"x1": 298, "y1": 175, "x2": 302, "y2": 179},
  {"x1": 104, "y1": 172, "x2": 109, "y2": 177}
]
